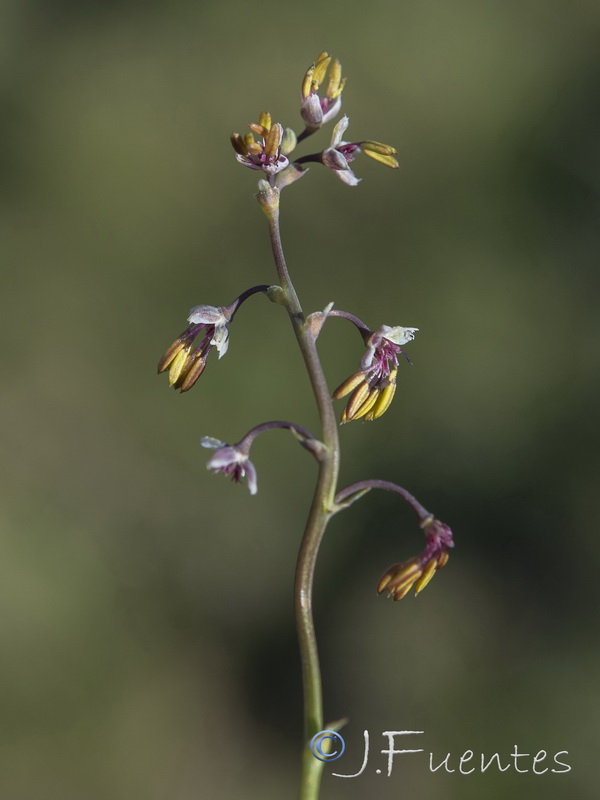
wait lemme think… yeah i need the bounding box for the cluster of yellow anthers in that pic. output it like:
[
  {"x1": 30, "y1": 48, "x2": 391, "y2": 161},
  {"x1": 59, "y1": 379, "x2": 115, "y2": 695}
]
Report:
[
  {"x1": 377, "y1": 519, "x2": 452, "y2": 601},
  {"x1": 301, "y1": 51, "x2": 346, "y2": 111},
  {"x1": 157, "y1": 305, "x2": 231, "y2": 393},
  {"x1": 358, "y1": 141, "x2": 399, "y2": 169},
  {"x1": 230, "y1": 112, "x2": 291, "y2": 174},
  {"x1": 158, "y1": 339, "x2": 207, "y2": 392},
  {"x1": 333, "y1": 369, "x2": 397, "y2": 423}
]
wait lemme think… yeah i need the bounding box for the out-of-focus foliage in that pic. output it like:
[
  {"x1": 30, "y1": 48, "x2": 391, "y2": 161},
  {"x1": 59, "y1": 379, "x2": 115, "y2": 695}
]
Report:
[{"x1": 1, "y1": 1, "x2": 599, "y2": 798}]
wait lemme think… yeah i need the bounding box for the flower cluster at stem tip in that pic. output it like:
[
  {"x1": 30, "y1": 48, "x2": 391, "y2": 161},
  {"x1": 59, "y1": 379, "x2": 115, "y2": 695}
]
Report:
[{"x1": 230, "y1": 51, "x2": 398, "y2": 187}]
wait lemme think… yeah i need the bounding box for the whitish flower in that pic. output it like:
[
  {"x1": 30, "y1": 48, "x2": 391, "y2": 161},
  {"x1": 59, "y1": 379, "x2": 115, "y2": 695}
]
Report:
[
  {"x1": 230, "y1": 112, "x2": 289, "y2": 176},
  {"x1": 157, "y1": 305, "x2": 231, "y2": 393},
  {"x1": 200, "y1": 437, "x2": 258, "y2": 496},
  {"x1": 332, "y1": 324, "x2": 418, "y2": 422},
  {"x1": 322, "y1": 116, "x2": 399, "y2": 186}
]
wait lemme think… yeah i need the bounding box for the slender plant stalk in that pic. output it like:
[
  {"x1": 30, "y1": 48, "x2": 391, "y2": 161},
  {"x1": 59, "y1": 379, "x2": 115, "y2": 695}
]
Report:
[
  {"x1": 266, "y1": 203, "x2": 340, "y2": 800},
  {"x1": 159, "y1": 51, "x2": 454, "y2": 800}
]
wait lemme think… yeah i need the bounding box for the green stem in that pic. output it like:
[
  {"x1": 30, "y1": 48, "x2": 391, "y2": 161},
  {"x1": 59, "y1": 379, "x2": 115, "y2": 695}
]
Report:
[{"x1": 265, "y1": 201, "x2": 341, "y2": 800}]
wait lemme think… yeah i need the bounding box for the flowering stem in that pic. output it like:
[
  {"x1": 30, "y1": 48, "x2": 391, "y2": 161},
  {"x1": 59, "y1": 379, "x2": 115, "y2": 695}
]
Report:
[
  {"x1": 228, "y1": 284, "x2": 271, "y2": 317},
  {"x1": 335, "y1": 479, "x2": 431, "y2": 523},
  {"x1": 293, "y1": 153, "x2": 324, "y2": 165},
  {"x1": 295, "y1": 127, "x2": 314, "y2": 145},
  {"x1": 328, "y1": 308, "x2": 370, "y2": 337},
  {"x1": 265, "y1": 201, "x2": 340, "y2": 800},
  {"x1": 239, "y1": 420, "x2": 318, "y2": 449}
]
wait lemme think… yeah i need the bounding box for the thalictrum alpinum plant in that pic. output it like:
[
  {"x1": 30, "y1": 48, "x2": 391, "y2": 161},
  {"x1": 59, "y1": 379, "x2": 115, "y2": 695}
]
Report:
[{"x1": 158, "y1": 51, "x2": 454, "y2": 800}]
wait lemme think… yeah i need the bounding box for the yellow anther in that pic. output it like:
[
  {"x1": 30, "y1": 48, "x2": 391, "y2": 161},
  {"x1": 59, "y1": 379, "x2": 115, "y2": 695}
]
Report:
[
  {"x1": 244, "y1": 132, "x2": 256, "y2": 147},
  {"x1": 168, "y1": 346, "x2": 191, "y2": 386},
  {"x1": 312, "y1": 52, "x2": 331, "y2": 87},
  {"x1": 157, "y1": 338, "x2": 186, "y2": 374},
  {"x1": 345, "y1": 381, "x2": 371, "y2": 419},
  {"x1": 332, "y1": 370, "x2": 366, "y2": 400},
  {"x1": 437, "y1": 551, "x2": 450, "y2": 568},
  {"x1": 362, "y1": 148, "x2": 399, "y2": 169},
  {"x1": 179, "y1": 355, "x2": 206, "y2": 393},
  {"x1": 392, "y1": 583, "x2": 413, "y2": 601},
  {"x1": 264, "y1": 122, "x2": 283, "y2": 158},
  {"x1": 230, "y1": 133, "x2": 247, "y2": 155},
  {"x1": 389, "y1": 566, "x2": 423, "y2": 596},
  {"x1": 248, "y1": 122, "x2": 267, "y2": 137},
  {"x1": 377, "y1": 572, "x2": 393, "y2": 594},
  {"x1": 301, "y1": 64, "x2": 315, "y2": 99},
  {"x1": 350, "y1": 387, "x2": 381, "y2": 420},
  {"x1": 361, "y1": 140, "x2": 398, "y2": 155},
  {"x1": 258, "y1": 111, "x2": 272, "y2": 131},
  {"x1": 326, "y1": 59, "x2": 344, "y2": 98},
  {"x1": 244, "y1": 132, "x2": 261, "y2": 156},
  {"x1": 364, "y1": 372, "x2": 397, "y2": 420},
  {"x1": 414, "y1": 559, "x2": 438, "y2": 595}
]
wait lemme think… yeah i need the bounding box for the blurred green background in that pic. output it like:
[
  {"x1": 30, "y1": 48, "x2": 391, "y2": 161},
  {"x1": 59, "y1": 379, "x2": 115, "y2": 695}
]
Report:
[{"x1": 1, "y1": 0, "x2": 599, "y2": 798}]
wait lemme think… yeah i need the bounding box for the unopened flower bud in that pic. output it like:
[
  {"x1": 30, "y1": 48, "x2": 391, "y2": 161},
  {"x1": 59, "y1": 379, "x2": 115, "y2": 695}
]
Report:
[
  {"x1": 300, "y1": 92, "x2": 324, "y2": 129},
  {"x1": 322, "y1": 147, "x2": 349, "y2": 171},
  {"x1": 280, "y1": 127, "x2": 298, "y2": 156},
  {"x1": 266, "y1": 285, "x2": 286, "y2": 305}
]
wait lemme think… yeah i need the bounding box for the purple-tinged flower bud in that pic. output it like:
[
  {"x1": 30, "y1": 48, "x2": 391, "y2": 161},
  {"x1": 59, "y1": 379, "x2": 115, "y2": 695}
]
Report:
[
  {"x1": 301, "y1": 52, "x2": 345, "y2": 132},
  {"x1": 280, "y1": 127, "x2": 298, "y2": 156},
  {"x1": 266, "y1": 284, "x2": 286, "y2": 305},
  {"x1": 377, "y1": 518, "x2": 454, "y2": 601},
  {"x1": 322, "y1": 146, "x2": 349, "y2": 172},
  {"x1": 200, "y1": 437, "x2": 258, "y2": 495},
  {"x1": 332, "y1": 323, "x2": 418, "y2": 422},
  {"x1": 231, "y1": 112, "x2": 289, "y2": 176}
]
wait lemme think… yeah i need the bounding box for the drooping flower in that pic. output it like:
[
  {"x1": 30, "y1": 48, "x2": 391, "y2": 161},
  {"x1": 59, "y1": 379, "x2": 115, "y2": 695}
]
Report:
[
  {"x1": 230, "y1": 112, "x2": 289, "y2": 176},
  {"x1": 322, "y1": 116, "x2": 398, "y2": 186},
  {"x1": 200, "y1": 437, "x2": 258, "y2": 495},
  {"x1": 301, "y1": 51, "x2": 346, "y2": 131},
  {"x1": 157, "y1": 305, "x2": 231, "y2": 392},
  {"x1": 377, "y1": 518, "x2": 454, "y2": 601},
  {"x1": 332, "y1": 324, "x2": 418, "y2": 422}
]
